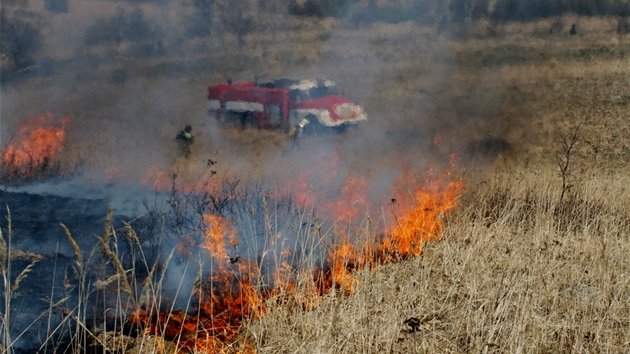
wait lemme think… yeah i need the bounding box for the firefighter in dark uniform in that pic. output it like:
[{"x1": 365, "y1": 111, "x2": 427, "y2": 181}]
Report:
[
  {"x1": 176, "y1": 124, "x2": 194, "y2": 158},
  {"x1": 288, "y1": 118, "x2": 310, "y2": 148}
]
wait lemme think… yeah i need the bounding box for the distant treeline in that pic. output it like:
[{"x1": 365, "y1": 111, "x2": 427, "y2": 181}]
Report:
[
  {"x1": 290, "y1": 0, "x2": 630, "y2": 23},
  {"x1": 2, "y1": 0, "x2": 629, "y2": 78},
  {"x1": 454, "y1": 0, "x2": 630, "y2": 22}
]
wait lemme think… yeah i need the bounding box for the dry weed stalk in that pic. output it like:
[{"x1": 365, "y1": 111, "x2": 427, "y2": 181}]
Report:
[
  {"x1": 97, "y1": 235, "x2": 134, "y2": 299},
  {"x1": 1, "y1": 209, "x2": 41, "y2": 354},
  {"x1": 0, "y1": 211, "x2": 11, "y2": 354},
  {"x1": 60, "y1": 223, "x2": 83, "y2": 269}
]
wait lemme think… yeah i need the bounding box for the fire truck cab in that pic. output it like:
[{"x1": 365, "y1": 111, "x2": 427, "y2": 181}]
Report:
[{"x1": 207, "y1": 78, "x2": 367, "y2": 132}]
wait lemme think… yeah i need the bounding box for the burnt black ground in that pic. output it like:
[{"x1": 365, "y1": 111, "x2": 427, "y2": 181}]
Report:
[{"x1": 0, "y1": 186, "x2": 161, "y2": 352}]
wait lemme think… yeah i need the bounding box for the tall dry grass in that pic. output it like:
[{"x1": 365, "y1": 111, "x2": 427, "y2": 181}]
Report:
[
  {"x1": 4, "y1": 161, "x2": 627, "y2": 353},
  {"x1": 1, "y1": 9, "x2": 629, "y2": 353},
  {"x1": 250, "y1": 166, "x2": 630, "y2": 353}
]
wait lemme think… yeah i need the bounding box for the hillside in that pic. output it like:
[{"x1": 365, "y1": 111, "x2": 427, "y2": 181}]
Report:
[{"x1": 1, "y1": 1, "x2": 629, "y2": 353}]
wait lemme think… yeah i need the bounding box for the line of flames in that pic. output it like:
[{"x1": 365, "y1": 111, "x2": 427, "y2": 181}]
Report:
[
  {"x1": 132, "y1": 166, "x2": 464, "y2": 353},
  {"x1": 5, "y1": 114, "x2": 464, "y2": 352}
]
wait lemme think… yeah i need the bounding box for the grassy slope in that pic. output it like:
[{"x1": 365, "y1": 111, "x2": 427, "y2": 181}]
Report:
[
  {"x1": 247, "y1": 19, "x2": 630, "y2": 354},
  {"x1": 2, "y1": 3, "x2": 630, "y2": 352},
  {"x1": 251, "y1": 170, "x2": 630, "y2": 353}
]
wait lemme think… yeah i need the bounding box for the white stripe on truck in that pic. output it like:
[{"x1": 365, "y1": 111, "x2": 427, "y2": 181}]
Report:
[{"x1": 225, "y1": 101, "x2": 264, "y2": 112}]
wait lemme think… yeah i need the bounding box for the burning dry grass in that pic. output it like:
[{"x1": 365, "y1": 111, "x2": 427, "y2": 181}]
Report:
[
  {"x1": 2, "y1": 10, "x2": 630, "y2": 353},
  {"x1": 1, "y1": 112, "x2": 70, "y2": 182},
  {"x1": 123, "y1": 165, "x2": 464, "y2": 353},
  {"x1": 251, "y1": 167, "x2": 630, "y2": 353},
  {"x1": 0, "y1": 158, "x2": 466, "y2": 352},
  {"x1": 8, "y1": 161, "x2": 623, "y2": 353}
]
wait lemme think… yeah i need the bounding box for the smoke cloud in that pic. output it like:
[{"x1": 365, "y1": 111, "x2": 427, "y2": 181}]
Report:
[{"x1": 0, "y1": 1, "x2": 531, "y2": 350}]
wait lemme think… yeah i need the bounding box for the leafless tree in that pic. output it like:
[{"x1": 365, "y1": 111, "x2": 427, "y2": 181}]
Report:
[{"x1": 554, "y1": 125, "x2": 580, "y2": 204}]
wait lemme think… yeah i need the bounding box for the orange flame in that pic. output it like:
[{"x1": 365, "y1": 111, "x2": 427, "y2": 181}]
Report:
[
  {"x1": 133, "y1": 152, "x2": 465, "y2": 352},
  {"x1": 380, "y1": 177, "x2": 464, "y2": 261},
  {"x1": 322, "y1": 175, "x2": 369, "y2": 222},
  {"x1": 135, "y1": 214, "x2": 263, "y2": 353},
  {"x1": 285, "y1": 150, "x2": 370, "y2": 223},
  {"x1": 2, "y1": 112, "x2": 70, "y2": 178},
  {"x1": 327, "y1": 241, "x2": 359, "y2": 294},
  {"x1": 200, "y1": 214, "x2": 235, "y2": 262},
  {"x1": 323, "y1": 166, "x2": 464, "y2": 294}
]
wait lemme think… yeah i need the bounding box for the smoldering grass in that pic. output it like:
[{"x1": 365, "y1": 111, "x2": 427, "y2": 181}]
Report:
[{"x1": 54, "y1": 209, "x2": 192, "y2": 352}]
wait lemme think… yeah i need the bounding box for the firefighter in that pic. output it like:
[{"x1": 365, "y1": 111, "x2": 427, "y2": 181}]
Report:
[
  {"x1": 297, "y1": 118, "x2": 310, "y2": 134},
  {"x1": 288, "y1": 118, "x2": 310, "y2": 147},
  {"x1": 176, "y1": 124, "x2": 194, "y2": 158}
]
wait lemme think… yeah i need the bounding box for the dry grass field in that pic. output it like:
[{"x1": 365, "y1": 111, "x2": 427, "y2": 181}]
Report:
[
  {"x1": 1, "y1": 1, "x2": 630, "y2": 353},
  {"x1": 243, "y1": 17, "x2": 630, "y2": 353},
  {"x1": 251, "y1": 169, "x2": 630, "y2": 353}
]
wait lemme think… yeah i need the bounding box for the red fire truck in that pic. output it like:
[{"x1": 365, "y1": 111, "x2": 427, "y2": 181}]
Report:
[{"x1": 207, "y1": 78, "x2": 367, "y2": 133}]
